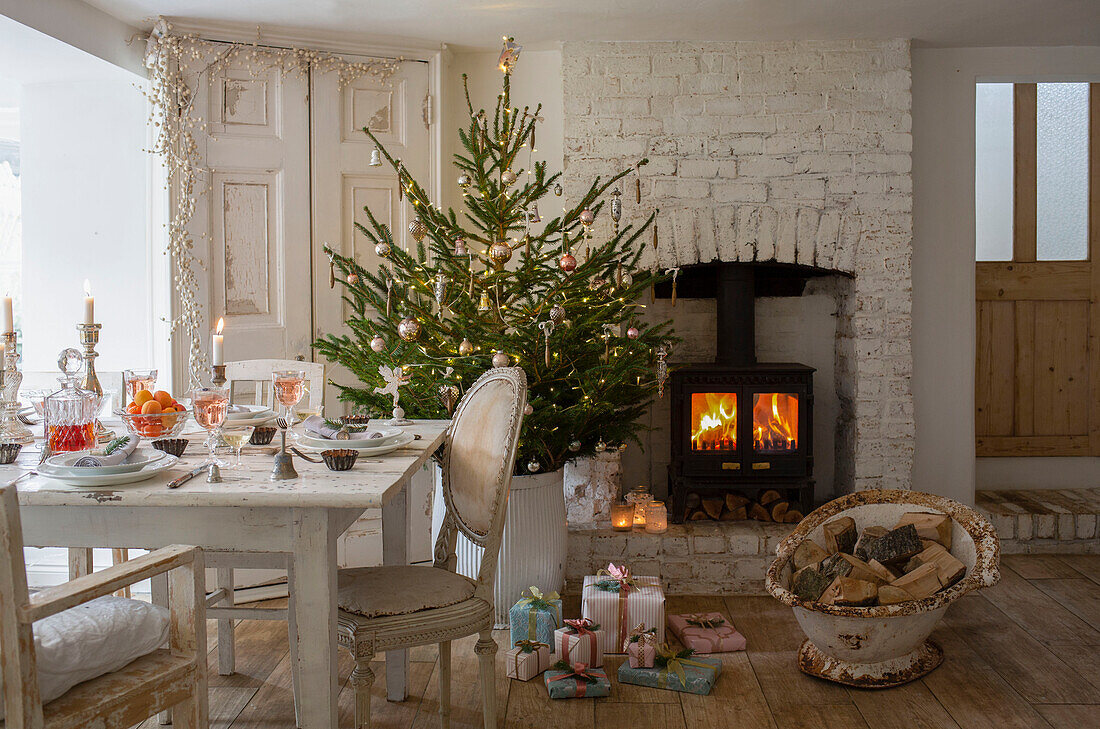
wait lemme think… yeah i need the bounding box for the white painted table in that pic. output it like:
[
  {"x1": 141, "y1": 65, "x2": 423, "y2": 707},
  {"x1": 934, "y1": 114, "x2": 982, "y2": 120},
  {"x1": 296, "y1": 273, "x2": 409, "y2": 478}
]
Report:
[{"x1": 4, "y1": 419, "x2": 450, "y2": 729}]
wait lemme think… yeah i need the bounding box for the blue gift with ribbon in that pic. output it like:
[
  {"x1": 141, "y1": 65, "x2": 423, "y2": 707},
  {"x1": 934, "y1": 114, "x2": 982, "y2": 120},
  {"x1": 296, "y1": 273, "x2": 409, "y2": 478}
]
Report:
[
  {"x1": 508, "y1": 585, "x2": 563, "y2": 646},
  {"x1": 616, "y1": 643, "x2": 723, "y2": 695}
]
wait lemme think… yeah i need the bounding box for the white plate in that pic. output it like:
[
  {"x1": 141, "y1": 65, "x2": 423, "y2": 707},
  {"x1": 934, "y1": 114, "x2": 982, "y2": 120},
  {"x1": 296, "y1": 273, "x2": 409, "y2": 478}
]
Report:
[
  {"x1": 226, "y1": 405, "x2": 275, "y2": 422},
  {"x1": 297, "y1": 426, "x2": 403, "y2": 449},
  {"x1": 44, "y1": 448, "x2": 167, "y2": 476},
  {"x1": 298, "y1": 431, "x2": 416, "y2": 456},
  {"x1": 36, "y1": 454, "x2": 180, "y2": 487}
]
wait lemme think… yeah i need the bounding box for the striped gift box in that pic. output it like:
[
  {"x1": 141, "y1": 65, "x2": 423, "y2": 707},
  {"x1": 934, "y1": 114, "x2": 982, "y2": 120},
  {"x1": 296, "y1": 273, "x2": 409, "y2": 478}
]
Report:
[{"x1": 580, "y1": 573, "x2": 665, "y2": 655}]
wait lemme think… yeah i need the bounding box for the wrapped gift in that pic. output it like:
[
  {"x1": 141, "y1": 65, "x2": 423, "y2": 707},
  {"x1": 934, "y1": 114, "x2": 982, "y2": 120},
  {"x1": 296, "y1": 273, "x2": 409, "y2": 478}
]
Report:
[
  {"x1": 617, "y1": 645, "x2": 722, "y2": 695},
  {"x1": 667, "y1": 612, "x2": 746, "y2": 654},
  {"x1": 625, "y1": 623, "x2": 658, "y2": 668},
  {"x1": 581, "y1": 563, "x2": 665, "y2": 654},
  {"x1": 505, "y1": 639, "x2": 552, "y2": 681},
  {"x1": 553, "y1": 618, "x2": 604, "y2": 667},
  {"x1": 544, "y1": 660, "x2": 611, "y2": 699},
  {"x1": 508, "y1": 586, "x2": 562, "y2": 646}
]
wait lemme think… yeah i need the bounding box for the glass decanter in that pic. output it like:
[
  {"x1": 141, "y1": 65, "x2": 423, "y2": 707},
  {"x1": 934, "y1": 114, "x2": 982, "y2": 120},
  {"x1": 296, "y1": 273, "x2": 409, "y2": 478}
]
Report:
[{"x1": 44, "y1": 348, "x2": 98, "y2": 453}]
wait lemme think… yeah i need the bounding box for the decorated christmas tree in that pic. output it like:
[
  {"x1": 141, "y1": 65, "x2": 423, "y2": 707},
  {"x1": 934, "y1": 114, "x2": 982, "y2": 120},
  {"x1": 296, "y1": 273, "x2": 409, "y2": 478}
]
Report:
[{"x1": 316, "y1": 39, "x2": 674, "y2": 475}]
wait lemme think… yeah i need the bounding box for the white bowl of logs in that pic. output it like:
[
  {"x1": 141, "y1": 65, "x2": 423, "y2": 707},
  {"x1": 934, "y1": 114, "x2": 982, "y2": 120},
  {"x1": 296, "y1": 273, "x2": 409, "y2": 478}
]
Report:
[{"x1": 765, "y1": 489, "x2": 1000, "y2": 688}]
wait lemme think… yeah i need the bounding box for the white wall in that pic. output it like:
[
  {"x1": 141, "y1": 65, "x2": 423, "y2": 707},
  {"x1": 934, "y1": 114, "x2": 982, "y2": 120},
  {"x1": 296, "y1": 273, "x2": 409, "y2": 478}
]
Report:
[
  {"x1": 0, "y1": 0, "x2": 146, "y2": 76},
  {"x1": 20, "y1": 75, "x2": 156, "y2": 376},
  {"x1": 911, "y1": 45, "x2": 1100, "y2": 502}
]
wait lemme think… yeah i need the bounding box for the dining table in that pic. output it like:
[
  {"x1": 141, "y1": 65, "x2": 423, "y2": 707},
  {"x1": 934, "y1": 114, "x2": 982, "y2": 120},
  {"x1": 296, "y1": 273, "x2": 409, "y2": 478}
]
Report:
[{"x1": 3, "y1": 415, "x2": 450, "y2": 729}]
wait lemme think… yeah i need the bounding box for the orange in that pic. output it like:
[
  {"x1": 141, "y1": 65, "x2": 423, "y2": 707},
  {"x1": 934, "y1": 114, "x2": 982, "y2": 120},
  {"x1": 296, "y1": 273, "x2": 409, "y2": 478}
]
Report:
[
  {"x1": 127, "y1": 402, "x2": 141, "y2": 414},
  {"x1": 153, "y1": 390, "x2": 174, "y2": 408},
  {"x1": 134, "y1": 389, "x2": 153, "y2": 406},
  {"x1": 140, "y1": 400, "x2": 163, "y2": 414}
]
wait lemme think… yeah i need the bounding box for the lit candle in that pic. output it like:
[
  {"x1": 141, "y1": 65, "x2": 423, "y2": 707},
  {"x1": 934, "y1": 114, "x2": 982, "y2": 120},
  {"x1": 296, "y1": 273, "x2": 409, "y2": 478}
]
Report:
[
  {"x1": 645, "y1": 501, "x2": 668, "y2": 534},
  {"x1": 611, "y1": 503, "x2": 633, "y2": 531},
  {"x1": 82, "y1": 280, "x2": 94, "y2": 325},
  {"x1": 1, "y1": 297, "x2": 11, "y2": 334},
  {"x1": 212, "y1": 317, "x2": 225, "y2": 365}
]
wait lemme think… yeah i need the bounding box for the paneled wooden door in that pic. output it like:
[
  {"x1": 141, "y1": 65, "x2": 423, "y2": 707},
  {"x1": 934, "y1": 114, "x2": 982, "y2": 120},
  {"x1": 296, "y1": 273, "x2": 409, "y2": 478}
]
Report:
[{"x1": 975, "y1": 83, "x2": 1100, "y2": 456}]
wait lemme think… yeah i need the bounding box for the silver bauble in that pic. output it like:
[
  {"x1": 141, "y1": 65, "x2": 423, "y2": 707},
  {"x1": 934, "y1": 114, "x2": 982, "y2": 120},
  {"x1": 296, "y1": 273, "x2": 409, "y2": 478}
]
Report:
[
  {"x1": 458, "y1": 338, "x2": 474, "y2": 356},
  {"x1": 579, "y1": 209, "x2": 595, "y2": 226},
  {"x1": 347, "y1": 273, "x2": 360, "y2": 285},
  {"x1": 488, "y1": 241, "x2": 513, "y2": 268},
  {"x1": 549, "y1": 303, "x2": 566, "y2": 326},
  {"x1": 491, "y1": 351, "x2": 509, "y2": 368},
  {"x1": 375, "y1": 241, "x2": 391, "y2": 257},
  {"x1": 526, "y1": 459, "x2": 540, "y2": 473},
  {"x1": 397, "y1": 316, "x2": 421, "y2": 342},
  {"x1": 458, "y1": 173, "x2": 472, "y2": 188},
  {"x1": 501, "y1": 169, "x2": 517, "y2": 185},
  {"x1": 595, "y1": 439, "x2": 607, "y2": 453},
  {"x1": 523, "y1": 403, "x2": 534, "y2": 416},
  {"x1": 370, "y1": 335, "x2": 385, "y2": 352},
  {"x1": 569, "y1": 439, "x2": 581, "y2": 452},
  {"x1": 553, "y1": 183, "x2": 563, "y2": 196}
]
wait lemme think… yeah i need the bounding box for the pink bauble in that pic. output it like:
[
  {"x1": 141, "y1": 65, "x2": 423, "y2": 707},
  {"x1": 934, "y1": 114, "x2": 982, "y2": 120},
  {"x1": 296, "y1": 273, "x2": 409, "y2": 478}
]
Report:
[
  {"x1": 523, "y1": 403, "x2": 534, "y2": 415},
  {"x1": 347, "y1": 273, "x2": 360, "y2": 285},
  {"x1": 627, "y1": 326, "x2": 640, "y2": 340},
  {"x1": 558, "y1": 253, "x2": 577, "y2": 273},
  {"x1": 370, "y1": 336, "x2": 385, "y2": 352},
  {"x1": 579, "y1": 209, "x2": 595, "y2": 225}
]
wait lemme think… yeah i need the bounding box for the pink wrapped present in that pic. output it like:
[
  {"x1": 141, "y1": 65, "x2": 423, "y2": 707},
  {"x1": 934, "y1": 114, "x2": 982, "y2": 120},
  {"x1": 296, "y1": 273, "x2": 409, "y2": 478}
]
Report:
[
  {"x1": 581, "y1": 563, "x2": 665, "y2": 654},
  {"x1": 553, "y1": 618, "x2": 604, "y2": 667},
  {"x1": 667, "y1": 612, "x2": 746, "y2": 654},
  {"x1": 505, "y1": 639, "x2": 552, "y2": 681},
  {"x1": 625, "y1": 623, "x2": 658, "y2": 668}
]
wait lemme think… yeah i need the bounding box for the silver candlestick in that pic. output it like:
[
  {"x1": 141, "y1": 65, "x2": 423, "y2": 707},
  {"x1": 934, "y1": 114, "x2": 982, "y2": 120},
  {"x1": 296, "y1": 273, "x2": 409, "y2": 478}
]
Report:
[
  {"x1": 209, "y1": 364, "x2": 230, "y2": 450},
  {"x1": 0, "y1": 331, "x2": 33, "y2": 444},
  {"x1": 77, "y1": 323, "x2": 115, "y2": 443}
]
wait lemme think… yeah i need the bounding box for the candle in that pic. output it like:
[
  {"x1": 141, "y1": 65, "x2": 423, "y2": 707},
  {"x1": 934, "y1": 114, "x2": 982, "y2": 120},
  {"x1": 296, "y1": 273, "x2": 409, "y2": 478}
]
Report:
[
  {"x1": 644, "y1": 501, "x2": 668, "y2": 534},
  {"x1": 611, "y1": 502, "x2": 633, "y2": 531},
  {"x1": 212, "y1": 317, "x2": 225, "y2": 365},
  {"x1": 82, "y1": 280, "x2": 94, "y2": 325},
  {"x1": 1, "y1": 297, "x2": 11, "y2": 333}
]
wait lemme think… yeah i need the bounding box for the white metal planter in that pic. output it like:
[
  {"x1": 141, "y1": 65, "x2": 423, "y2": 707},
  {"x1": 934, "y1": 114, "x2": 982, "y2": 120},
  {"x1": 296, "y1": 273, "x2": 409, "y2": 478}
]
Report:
[{"x1": 765, "y1": 489, "x2": 1000, "y2": 688}]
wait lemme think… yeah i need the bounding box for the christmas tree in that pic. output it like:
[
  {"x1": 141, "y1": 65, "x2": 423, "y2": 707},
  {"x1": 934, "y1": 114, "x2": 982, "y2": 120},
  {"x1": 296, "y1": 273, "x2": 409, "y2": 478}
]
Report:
[{"x1": 316, "y1": 39, "x2": 674, "y2": 475}]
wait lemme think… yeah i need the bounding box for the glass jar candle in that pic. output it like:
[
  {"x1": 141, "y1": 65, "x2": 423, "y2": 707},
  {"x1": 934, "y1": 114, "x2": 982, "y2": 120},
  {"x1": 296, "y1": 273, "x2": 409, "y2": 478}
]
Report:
[
  {"x1": 625, "y1": 485, "x2": 651, "y2": 527},
  {"x1": 645, "y1": 500, "x2": 668, "y2": 534},
  {"x1": 610, "y1": 502, "x2": 633, "y2": 531}
]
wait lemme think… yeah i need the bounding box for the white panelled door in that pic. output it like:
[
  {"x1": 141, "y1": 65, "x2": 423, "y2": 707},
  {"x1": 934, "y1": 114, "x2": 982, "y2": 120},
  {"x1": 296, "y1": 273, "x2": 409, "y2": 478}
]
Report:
[
  {"x1": 184, "y1": 49, "x2": 313, "y2": 384},
  {"x1": 310, "y1": 59, "x2": 434, "y2": 567}
]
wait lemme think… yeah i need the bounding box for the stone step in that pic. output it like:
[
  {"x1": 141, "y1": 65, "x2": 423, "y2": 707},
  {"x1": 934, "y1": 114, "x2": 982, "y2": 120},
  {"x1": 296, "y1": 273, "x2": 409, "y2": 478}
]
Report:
[
  {"x1": 565, "y1": 520, "x2": 796, "y2": 595},
  {"x1": 976, "y1": 487, "x2": 1100, "y2": 554}
]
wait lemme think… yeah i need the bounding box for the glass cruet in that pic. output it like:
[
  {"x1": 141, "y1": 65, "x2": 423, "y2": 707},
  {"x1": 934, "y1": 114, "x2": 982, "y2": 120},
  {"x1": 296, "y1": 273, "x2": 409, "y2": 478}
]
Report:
[{"x1": 43, "y1": 348, "x2": 98, "y2": 453}]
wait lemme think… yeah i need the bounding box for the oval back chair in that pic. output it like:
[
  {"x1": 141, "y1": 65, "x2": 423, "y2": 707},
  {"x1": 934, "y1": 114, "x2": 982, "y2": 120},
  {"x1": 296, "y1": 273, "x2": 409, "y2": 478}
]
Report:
[{"x1": 336, "y1": 367, "x2": 527, "y2": 729}]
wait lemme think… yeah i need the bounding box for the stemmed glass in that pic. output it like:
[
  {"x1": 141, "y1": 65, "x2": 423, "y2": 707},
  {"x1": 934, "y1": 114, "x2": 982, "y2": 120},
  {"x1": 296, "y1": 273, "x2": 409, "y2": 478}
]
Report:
[
  {"x1": 272, "y1": 370, "x2": 306, "y2": 423},
  {"x1": 191, "y1": 386, "x2": 230, "y2": 467},
  {"x1": 221, "y1": 425, "x2": 255, "y2": 469}
]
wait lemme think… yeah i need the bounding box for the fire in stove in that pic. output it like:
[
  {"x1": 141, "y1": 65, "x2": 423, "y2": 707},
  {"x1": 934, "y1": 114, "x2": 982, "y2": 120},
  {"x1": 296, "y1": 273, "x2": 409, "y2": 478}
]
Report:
[
  {"x1": 691, "y1": 392, "x2": 738, "y2": 451},
  {"x1": 753, "y1": 392, "x2": 799, "y2": 452}
]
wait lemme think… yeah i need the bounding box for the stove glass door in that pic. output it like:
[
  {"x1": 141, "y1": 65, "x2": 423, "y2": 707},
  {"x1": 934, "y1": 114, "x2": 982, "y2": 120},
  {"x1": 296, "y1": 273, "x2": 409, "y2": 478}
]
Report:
[
  {"x1": 690, "y1": 391, "x2": 738, "y2": 452},
  {"x1": 752, "y1": 392, "x2": 799, "y2": 454}
]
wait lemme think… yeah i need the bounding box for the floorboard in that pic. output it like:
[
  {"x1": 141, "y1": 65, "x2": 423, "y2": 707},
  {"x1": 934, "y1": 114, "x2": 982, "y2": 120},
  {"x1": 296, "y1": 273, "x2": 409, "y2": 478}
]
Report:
[
  {"x1": 847, "y1": 681, "x2": 961, "y2": 729},
  {"x1": 1029, "y1": 577, "x2": 1100, "y2": 631}
]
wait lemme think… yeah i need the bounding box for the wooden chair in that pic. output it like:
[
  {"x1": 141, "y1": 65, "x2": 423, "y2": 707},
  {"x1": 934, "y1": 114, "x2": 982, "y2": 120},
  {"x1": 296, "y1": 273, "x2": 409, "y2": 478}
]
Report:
[
  {"x1": 336, "y1": 367, "x2": 527, "y2": 729},
  {"x1": 0, "y1": 484, "x2": 207, "y2": 729},
  {"x1": 224, "y1": 358, "x2": 325, "y2": 409}
]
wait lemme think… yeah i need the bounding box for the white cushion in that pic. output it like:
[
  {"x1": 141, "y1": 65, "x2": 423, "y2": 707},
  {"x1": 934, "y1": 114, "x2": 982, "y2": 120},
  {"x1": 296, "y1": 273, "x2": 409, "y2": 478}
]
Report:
[
  {"x1": 338, "y1": 565, "x2": 477, "y2": 618},
  {"x1": 0, "y1": 596, "x2": 170, "y2": 717}
]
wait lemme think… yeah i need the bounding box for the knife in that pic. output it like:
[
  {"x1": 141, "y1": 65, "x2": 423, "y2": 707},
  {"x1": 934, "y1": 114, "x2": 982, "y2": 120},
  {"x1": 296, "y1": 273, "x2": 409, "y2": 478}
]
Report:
[{"x1": 167, "y1": 464, "x2": 207, "y2": 489}]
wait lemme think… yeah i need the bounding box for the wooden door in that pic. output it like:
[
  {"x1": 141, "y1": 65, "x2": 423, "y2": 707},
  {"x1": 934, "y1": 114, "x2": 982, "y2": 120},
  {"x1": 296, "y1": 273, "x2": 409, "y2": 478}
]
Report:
[
  {"x1": 183, "y1": 48, "x2": 313, "y2": 391},
  {"x1": 976, "y1": 84, "x2": 1100, "y2": 456}
]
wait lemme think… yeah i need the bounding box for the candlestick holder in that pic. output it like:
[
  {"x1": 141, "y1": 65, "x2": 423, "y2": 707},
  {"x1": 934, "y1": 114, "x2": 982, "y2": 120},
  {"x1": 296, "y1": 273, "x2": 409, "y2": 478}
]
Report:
[
  {"x1": 0, "y1": 331, "x2": 33, "y2": 444},
  {"x1": 209, "y1": 364, "x2": 230, "y2": 450},
  {"x1": 77, "y1": 323, "x2": 115, "y2": 443}
]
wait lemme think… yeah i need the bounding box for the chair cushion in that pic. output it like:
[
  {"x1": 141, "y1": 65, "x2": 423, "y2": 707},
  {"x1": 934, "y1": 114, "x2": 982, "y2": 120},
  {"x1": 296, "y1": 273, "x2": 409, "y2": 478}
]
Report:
[
  {"x1": 337, "y1": 565, "x2": 477, "y2": 618},
  {"x1": 0, "y1": 596, "x2": 170, "y2": 718}
]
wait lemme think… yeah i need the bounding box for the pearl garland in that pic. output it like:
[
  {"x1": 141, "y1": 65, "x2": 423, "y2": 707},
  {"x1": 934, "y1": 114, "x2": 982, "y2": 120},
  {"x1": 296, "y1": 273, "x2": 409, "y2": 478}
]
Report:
[{"x1": 142, "y1": 19, "x2": 401, "y2": 385}]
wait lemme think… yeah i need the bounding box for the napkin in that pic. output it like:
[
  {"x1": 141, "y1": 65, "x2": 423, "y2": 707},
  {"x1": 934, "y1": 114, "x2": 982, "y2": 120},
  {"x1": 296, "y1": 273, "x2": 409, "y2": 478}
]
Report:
[
  {"x1": 303, "y1": 416, "x2": 383, "y2": 441},
  {"x1": 73, "y1": 436, "x2": 140, "y2": 467},
  {"x1": 228, "y1": 404, "x2": 251, "y2": 414}
]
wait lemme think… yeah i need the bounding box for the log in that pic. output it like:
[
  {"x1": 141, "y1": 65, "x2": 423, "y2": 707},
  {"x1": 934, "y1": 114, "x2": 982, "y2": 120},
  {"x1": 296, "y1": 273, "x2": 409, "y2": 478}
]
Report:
[
  {"x1": 725, "y1": 493, "x2": 750, "y2": 511},
  {"x1": 701, "y1": 497, "x2": 724, "y2": 520},
  {"x1": 771, "y1": 501, "x2": 790, "y2": 522},
  {"x1": 908, "y1": 543, "x2": 966, "y2": 588},
  {"x1": 895, "y1": 512, "x2": 953, "y2": 550},
  {"x1": 782, "y1": 509, "x2": 804, "y2": 523},
  {"x1": 818, "y1": 576, "x2": 843, "y2": 605},
  {"x1": 759, "y1": 489, "x2": 783, "y2": 506},
  {"x1": 865, "y1": 524, "x2": 923, "y2": 566},
  {"x1": 834, "y1": 553, "x2": 887, "y2": 585},
  {"x1": 727, "y1": 506, "x2": 747, "y2": 521},
  {"x1": 689, "y1": 509, "x2": 710, "y2": 521},
  {"x1": 867, "y1": 559, "x2": 900, "y2": 583},
  {"x1": 823, "y1": 516, "x2": 858, "y2": 554},
  {"x1": 791, "y1": 565, "x2": 831, "y2": 602},
  {"x1": 834, "y1": 577, "x2": 879, "y2": 607},
  {"x1": 877, "y1": 585, "x2": 912, "y2": 605},
  {"x1": 685, "y1": 492, "x2": 701, "y2": 510},
  {"x1": 891, "y1": 562, "x2": 941, "y2": 599},
  {"x1": 791, "y1": 540, "x2": 830, "y2": 572},
  {"x1": 749, "y1": 502, "x2": 772, "y2": 521},
  {"x1": 821, "y1": 553, "x2": 853, "y2": 581},
  {"x1": 854, "y1": 525, "x2": 889, "y2": 562},
  {"x1": 719, "y1": 507, "x2": 738, "y2": 522}
]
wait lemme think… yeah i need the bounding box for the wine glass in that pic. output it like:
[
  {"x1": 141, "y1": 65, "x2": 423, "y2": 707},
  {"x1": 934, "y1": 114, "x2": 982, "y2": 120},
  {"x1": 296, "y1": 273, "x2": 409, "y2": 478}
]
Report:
[
  {"x1": 221, "y1": 425, "x2": 255, "y2": 469},
  {"x1": 191, "y1": 386, "x2": 230, "y2": 467},
  {"x1": 272, "y1": 370, "x2": 306, "y2": 423},
  {"x1": 123, "y1": 369, "x2": 157, "y2": 409}
]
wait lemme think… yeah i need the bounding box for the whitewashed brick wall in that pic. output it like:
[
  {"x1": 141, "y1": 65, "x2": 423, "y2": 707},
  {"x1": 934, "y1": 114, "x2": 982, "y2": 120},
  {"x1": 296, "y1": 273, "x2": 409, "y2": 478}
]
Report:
[{"x1": 562, "y1": 40, "x2": 914, "y2": 492}]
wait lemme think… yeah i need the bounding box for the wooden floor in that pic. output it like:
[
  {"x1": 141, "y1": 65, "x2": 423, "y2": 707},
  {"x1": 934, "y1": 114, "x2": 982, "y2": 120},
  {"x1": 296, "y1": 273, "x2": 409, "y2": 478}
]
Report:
[{"x1": 178, "y1": 554, "x2": 1100, "y2": 729}]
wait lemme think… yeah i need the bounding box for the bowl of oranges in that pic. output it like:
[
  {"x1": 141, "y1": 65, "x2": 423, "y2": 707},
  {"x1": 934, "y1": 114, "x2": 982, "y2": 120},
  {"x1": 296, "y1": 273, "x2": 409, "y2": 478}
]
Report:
[{"x1": 117, "y1": 389, "x2": 189, "y2": 439}]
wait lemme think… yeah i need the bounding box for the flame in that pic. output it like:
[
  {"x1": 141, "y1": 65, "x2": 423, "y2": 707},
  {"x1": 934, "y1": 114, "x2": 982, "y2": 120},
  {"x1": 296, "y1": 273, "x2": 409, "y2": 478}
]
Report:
[
  {"x1": 83, "y1": 279, "x2": 91, "y2": 296},
  {"x1": 691, "y1": 392, "x2": 737, "y2": 451},
  {"x1": 215, "y1": 317, "x2": 225, "y2": 335},
  {"x1": 753, "y1": 393, "x2": 798, "y2": 451}
]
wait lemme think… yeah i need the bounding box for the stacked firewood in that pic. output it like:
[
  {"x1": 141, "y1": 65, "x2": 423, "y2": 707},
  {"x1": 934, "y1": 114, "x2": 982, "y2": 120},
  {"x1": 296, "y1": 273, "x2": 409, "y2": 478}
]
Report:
[
  {"x1": 684, "y1": 489, "x2": 804, "y2": 524},
  {"x1": 789, "y1": 512, "x2": 966, "y2": 607}
]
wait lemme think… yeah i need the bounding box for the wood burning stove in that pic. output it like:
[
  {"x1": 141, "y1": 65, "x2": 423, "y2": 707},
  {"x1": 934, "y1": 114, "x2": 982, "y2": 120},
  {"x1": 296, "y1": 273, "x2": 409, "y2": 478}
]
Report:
[{"x1": 668, "y1": 263, "x2": 815, "y2": 522}]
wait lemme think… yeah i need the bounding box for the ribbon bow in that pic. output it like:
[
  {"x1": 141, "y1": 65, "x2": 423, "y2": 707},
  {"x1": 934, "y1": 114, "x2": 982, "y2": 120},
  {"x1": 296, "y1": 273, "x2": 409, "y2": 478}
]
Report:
[
  {"x1": 624, "y1": 622, "x2": 658, "y2": 652},
  {"x1": 685, "y1": 613, "x2": 726, "y2": 630},
  {"x1": 654, "y1": 643, "x2": 716, "y2": 688},
  {"x1": 595, "y1": 563, "x2": 638, "y2": 592},
  {"x1": 513, "y1": 639, "x2": 548, "y2": 654},
  {"x1": 516, "y1": 585, "x2": 562, "y2": 640},
  {"x1": 549, "y1": 660, "x2": 600, "y2": 684},
  {"x1": 563, "y1": 617, "x2": 598, "y2": 635}
]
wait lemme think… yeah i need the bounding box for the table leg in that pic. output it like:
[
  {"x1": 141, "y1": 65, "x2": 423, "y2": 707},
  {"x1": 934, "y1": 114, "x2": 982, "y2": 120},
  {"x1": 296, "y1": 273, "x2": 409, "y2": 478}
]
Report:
[
  {"x1": 67, "y1": 547, "x2": 93, "y2": 579},
  {"x1": 291, "y1": 508, "x2": 338, "y2": 728},
  {"x1": 216, "y1": 567, "x2": 236, "y2": 675},
  {"x1": 382, "y1": 478, "x2": 410, "y2": 702}
]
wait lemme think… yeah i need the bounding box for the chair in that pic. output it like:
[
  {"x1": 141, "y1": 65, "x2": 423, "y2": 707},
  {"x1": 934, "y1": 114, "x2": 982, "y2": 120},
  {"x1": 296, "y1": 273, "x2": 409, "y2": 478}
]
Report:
[
  {"x1": 337, "y1": 367, "x2": 527, "y2": 729},
  {"x1": 224, "y1": 358, "x2": 325, "y2": 409},
  {"x1": 0, "y1": 484, "x2": 207, "y2": 729}
]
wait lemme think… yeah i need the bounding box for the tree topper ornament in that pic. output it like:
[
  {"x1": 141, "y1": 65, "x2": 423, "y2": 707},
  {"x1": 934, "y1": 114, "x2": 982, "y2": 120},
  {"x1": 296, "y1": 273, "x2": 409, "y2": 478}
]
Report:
[{"x1": 373, "y1": 364, "x2": 413, "y2": 425}]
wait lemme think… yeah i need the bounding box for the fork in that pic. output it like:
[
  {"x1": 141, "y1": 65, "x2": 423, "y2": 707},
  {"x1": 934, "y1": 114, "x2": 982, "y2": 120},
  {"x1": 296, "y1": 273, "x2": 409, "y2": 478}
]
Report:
[
  {"x1": 276, "y1": 416, "x2": 288, "y2": 430},
  {"x1": 17, "y1": 413, "x2": 37, "y2": 426}
]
